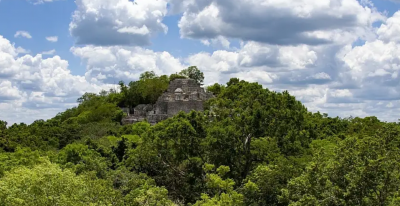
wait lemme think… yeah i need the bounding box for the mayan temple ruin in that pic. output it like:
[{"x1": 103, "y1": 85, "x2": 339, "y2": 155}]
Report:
[{"x1": 122, "y1": 78, "x2": 214, "y2": 125}]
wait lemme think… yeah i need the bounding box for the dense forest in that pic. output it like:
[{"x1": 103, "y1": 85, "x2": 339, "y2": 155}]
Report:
[{"x1": 1, "y1": 67, "x2": 400, "y2": 206}]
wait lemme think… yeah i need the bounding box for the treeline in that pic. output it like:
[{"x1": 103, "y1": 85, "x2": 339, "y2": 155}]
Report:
[{"x1": 0, "y1": 69, "x2": 400, "y2": 205}]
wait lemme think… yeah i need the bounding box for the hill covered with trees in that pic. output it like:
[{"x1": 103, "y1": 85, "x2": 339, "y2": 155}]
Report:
[{"x1": 1, "y1": 67, "x2": 400, "y2": 206}]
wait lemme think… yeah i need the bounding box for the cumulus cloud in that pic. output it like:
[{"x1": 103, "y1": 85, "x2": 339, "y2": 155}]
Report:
[
  {"x1": 174, "y1": 0, "x2": 385, "y2": 46},
  {"x1": 14, "y1": 31, "x2": 32, "y2": 39},
  {"x1": 188, "y1": 43, "x2": 400, "y2": 120},
  {"x1": 16, "y1": 47, "x2": 30, "y2": 54},
  {"x1": 41, "y1": 49, "x2": 56, "y2": 55},
  {"x1": 0, "y1": 81, "x2": 25, "y2": 101},
  {"x1": 185, "y1": 42, "x2": 321, "y2": 85},
  {"x1": 201, "y1": 36, "x2": 231, "y2": 49},
  {"x1": 341, "y1": 40, "x2": 400, "y2": 101},
  {"x1": 71, "y1": 45, "x2": 185, "y2": 84},
  {"x1": 46, "y1": 36, "x2": 58, "y2": 42},
  {"x1": 69, "y1": 0, "x2": 168, "y2": 46},
  {"x1": 3, "y1": 0, "x2": 400, "y2": 124},
  {"x1": 178, "y1": 10, "x2": 400, "y2": 122},
  {"x1": 377, "y1": 12, "x2": 400, "y2": 43},
  {"x1": 0, "y1": 35, "x2": 112, "y2": 125}
]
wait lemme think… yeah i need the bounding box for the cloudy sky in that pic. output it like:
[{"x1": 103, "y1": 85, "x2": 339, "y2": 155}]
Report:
[{"x1": 1, "y1": 0, "x2": 400, "y2": 124}]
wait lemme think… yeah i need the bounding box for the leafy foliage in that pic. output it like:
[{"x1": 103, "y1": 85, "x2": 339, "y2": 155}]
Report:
[
  {"x1": 118, "y1": 73, "x2": 170, "y2": 111},
  {"x1": 1, "y1": 69, "x2": 400, "y2": 206},
  {"x1": 0, "y1": 161, "x2": 119, "y2": 206},
  {"x1": 179, "y1": 66, "x2": 205, "y2": 85}
]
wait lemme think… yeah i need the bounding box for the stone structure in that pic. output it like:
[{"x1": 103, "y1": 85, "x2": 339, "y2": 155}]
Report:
[{"x1": 122, "y1": 79, "x2": 214, "y2": 125}]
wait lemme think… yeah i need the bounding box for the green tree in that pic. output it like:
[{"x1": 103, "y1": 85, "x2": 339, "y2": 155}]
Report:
[
  {"x1": 0, "y1": 120, "x2": 7, "y2": 131},
  {"x1": 125, "y1": 112, "x2": 208, "y2": 203},
  {"x1": 56, "y1": 143, "x2": 111, "y2": 178},
  {"x1": 281, "y1": 124, "x2": 400, "y2": 206},
  {"x1": 3, "y1": 69, "x2": 400, "y2": 206},
  {"x1": 206, "y1": 83, "x2": 225, "y2": 96},
  {"x1": 179, "y1": 66, "x2": 205, "y2": 85},
  {"x1": 0, "y1": 161, "x2": 120, "y2": 206},
  {"x1": 108, "y1": 167, "x2": 177, "y2": 206},
  {"x1": 193, "y1": 164, "x2": 244, "y2": 206},
  {"x1": 169, "y1": 73, "x2": 187, "y2": 82},
  {"x1": 0, "y1": 147, "x2": 48, "y2": 177},
  {"x1": 140, "y1": 71, "x2": 157, "y2": 80},
  {"x1": 204, "y1": 79, "x2": 309, "y2": 183}
]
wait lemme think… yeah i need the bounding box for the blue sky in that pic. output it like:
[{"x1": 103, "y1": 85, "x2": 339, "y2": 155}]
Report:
[
  {"x1": 0, "y1": 0, "x2": 249, "y2": 74},
  {"x1": 0, "y1": 0, "x2": 80, "y2": 72},
  {"x1": 1, "y1": 0, "x2": 400, "y2": 124}
]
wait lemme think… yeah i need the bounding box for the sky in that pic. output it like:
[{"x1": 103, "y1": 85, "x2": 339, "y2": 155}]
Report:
[{"x1": 1, "y1": 0, "x2": 400, "y2": 125}]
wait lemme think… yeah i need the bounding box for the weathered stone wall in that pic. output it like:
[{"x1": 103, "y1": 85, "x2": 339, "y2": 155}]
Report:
[
  {"x1": 167, "y1": 79, "x2": 200, "y2": 93},
  {"x1": 122, "y1": 78, "x2": 213, "y2": 125},
  {"x1": 134, "y1": 104, "x2": 153, "y2": 116},
  {"x1": 154, "y1": 101, "x2": 168, "y2": 115},
  {"x1": 167, "y1": 101, "x2": 204, "y2": 117}
]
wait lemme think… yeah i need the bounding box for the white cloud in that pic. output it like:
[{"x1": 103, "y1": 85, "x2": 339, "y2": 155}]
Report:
[
  {"x1": 377, "y1": 11, "x2": 400, "y2": 43},
  {"x1": 180, "y1": 10, "x2": 400, "y2": 122},
  {"x1": 312, "y1": 72, "x2": 331, "y2": 80},
  {"x1": 186, "y1": 50, "x2": 239, "y2": 84},
  {"x1": 117, "y1": 26, "x2": 150, "y2": 35},
  {"x1": 186, "y1": 42, "x2": 320, "y2": 83},
  {"x1": 278, "y1": 45, "x2": 318, "y2": 69},
  {"x1": 16, "y1": 47, "x2": 30, "y2": 54},
  {"x1": 71, "y1": 45, "x2": 185, "y2": 84},
  {"x1": 14, "y1": 31, "x2": 32, "y2": 39},
  {"x1": 341, "y1": 40, "x2": 400, "y2": 101},
  {"x1": 174, "y1": 0, "x2": 385, "y2": 46},
  {"x1": 0, "y1": 35, "x2": 112, "y2": 125},
  {"x1": 201, "y1": 40, "x2": 210, "y2": 46},
  {"x1": 0, "y1": 81, "x2": 25, "y2": 101},
  {"x1": 201, "y1": 36, "x2": 231, "y2": 49},
  {"x1": 2, "y1": 0, "x2": 400, "y2": 124},
  {"x1": 69, "y1": 0, "x2": 168, "y2": 46},
  {"x1": 41, "y1": 49, "x2": 56, "y2": 55},
  {"x1": 46, "y1": 36, "x2": 58, "y2": 42}
]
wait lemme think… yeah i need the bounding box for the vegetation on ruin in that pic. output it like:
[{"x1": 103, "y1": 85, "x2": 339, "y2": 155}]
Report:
[{"x1": 1, "y1": 67, "x2": 400, "y2": 205}]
